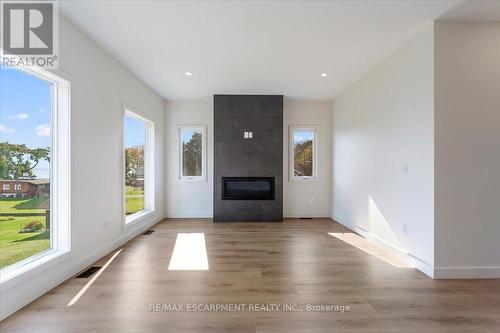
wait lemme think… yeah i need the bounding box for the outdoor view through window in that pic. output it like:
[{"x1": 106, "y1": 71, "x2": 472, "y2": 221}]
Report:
[
  {"x1": 293, "y1": 130, "x2": 314, "y2": 177},
  {"x1": 181, "y1": 128, "x2": 202, "y2": 178},
  {"x1": 0, "y1": 65, "x2": 52, "y2": 269},
  {"x1": 124, "y1": 113, "x2": 145, "y2": 216}
]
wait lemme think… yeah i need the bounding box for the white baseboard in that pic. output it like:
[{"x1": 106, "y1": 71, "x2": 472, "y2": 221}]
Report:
[
  {"x1": 284, "y1": 210, "x2": 331, "y2": 218},
  {"x1": 332, "y1": 215, "x2": 500, "y2": 279},
  {"x1": 166, "y1": 211, "x2": 213, "y2": 218},
  {"x1": 434, "y1": 266, "x2": 500, "y2": 279},
  {"x1": 166, "y1": 210, "x2": 330, "y2": 219},
  {"x1": 166, "y1": 211, "x2": 332, "y2": 219},
  {"x1": 332, "y1": 215, "x2": 435, "y2": 279},
  {"x1": 408, "y1": 254, "x2": 435, "y2": 278},
  {"x1": 0, "y1": 216, "x2": 164, "y2": 321}
]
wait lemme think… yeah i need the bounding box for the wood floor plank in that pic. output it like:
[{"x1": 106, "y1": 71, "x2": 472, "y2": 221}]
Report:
[{"x1": 1, "y1": 218, "x2": 499, "y2": 332}]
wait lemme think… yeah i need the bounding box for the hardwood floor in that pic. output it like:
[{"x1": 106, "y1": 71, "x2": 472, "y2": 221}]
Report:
[{"x1": 2, "y1": 219, "x2": 500, "y2": 332}]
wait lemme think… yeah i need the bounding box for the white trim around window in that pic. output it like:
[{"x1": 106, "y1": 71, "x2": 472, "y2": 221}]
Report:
[
  {"x1": 0, "y1": 63, "x2": 71, "y2": 284},
  {"x1": 289, "y1": 126, "x2": 319, "y2": 182},
  {"x1": 122, "y1": 104, "x2": 155, "y2": 226},
  {"x1": 177, "y1": 124, "x2": 207, "y2": 182}
]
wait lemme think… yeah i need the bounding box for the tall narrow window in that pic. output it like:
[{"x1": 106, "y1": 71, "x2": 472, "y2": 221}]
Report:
[
  {"x1": 178, "y1": 125, "x2": 206, "y2": 182},
  {"x1": 0, "y1": 63, "x2": 70, "y2": 279},
  {"x1": 124, "y1": 107, "x2": 154, "y2": 223},
  {"x1": 290, "y1": 126, "x2": 318, "y2": 181}
]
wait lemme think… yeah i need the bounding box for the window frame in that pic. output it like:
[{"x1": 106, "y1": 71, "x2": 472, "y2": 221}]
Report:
[
  {"x1": 177, "y1": 124, "x2": 207, "y2": 183},
  {"x1": 0, "y1": 63, "x2": 71, "y2": 283},
  {"x1": 122, "y1": 104, "x2": 155, "y2": 226},
  {"x1": 289, "y1": 126, "x2": 319, "y2": 182},
  {"x1": 3, "y1": 184, "x2": 10, "y2": 190}
]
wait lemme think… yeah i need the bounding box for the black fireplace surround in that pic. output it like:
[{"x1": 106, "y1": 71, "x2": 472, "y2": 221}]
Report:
[
  {"x1": 214, "y1": 95, "x2": 283, "y2": 222},
  {"x1": 222, "y1": 177, "x2": 275, "y2": 200}
]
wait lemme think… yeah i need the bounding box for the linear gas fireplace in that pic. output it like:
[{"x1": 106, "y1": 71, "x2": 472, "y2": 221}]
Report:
[{"x1": 222, "y1": 177, "x2": 275, "y2": 200}]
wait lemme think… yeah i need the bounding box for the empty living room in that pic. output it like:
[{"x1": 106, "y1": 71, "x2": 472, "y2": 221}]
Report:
[{"x1": 1, "y1": 0, "x2": 500, "y2": 332}]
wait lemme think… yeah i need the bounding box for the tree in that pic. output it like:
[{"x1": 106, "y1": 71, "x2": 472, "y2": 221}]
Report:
[
  {"x1": 125, "y1": 145, "x2": 144, "y2": 186},
  {"x1": 0, "y1": 154, "x2": 12, "y2": 180},
  {"x1": 0, "y1": 142, "x2": 49, "y2": 180},
  {"x1": 294, "y1": 139, "x2": 313, "y2": 176},
  {"x1": 183, "y1": 133, "x2": 202, "y2": 176}
]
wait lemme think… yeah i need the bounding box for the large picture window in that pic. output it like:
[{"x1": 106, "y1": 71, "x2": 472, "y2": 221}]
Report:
[
  {"x1": 178, "y1": 125, "x2": 206, "y2": 182},
  {"x1": 289, "y1": 126, "x2": 318, "y2": 181},
  {"x1": 123, "y1": 106, "x2": 154, "y2": 223},
  {"x1": 0, "y1": 63, "x2": 70, "y2": 280}
]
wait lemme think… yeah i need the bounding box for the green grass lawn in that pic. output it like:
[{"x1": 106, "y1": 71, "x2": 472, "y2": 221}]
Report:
[
  {"x1": 0, "y1": 216, "x2": 49, "y2": 269},
  {"x1": 0, "y1": 190, "x2": 145, "y2": 269},
  {"x1": 125, "y1": 186, "x2": 144, "y2": 215},
  {"x1": 0, "y1": 197, "x2": 50, "y2": 269},
  {"x1": 0, "y1": 197, "x2": 49, "y2": 213}
]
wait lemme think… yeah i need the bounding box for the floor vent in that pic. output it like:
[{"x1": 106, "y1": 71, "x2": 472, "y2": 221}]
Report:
[
  {"x1": 299, "y1": 217, "x2": 313, "y2": 220},
  {"x1": 76, "y1": 266, "x2": 102, "y2": 278},
  {"x1": 143, "y1": 229, "x2": 155, "y2": 235}
]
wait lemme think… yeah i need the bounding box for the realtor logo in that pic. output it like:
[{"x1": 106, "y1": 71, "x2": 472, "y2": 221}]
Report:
[{"x1": 1, "y1": 1, "x2": 58, "y2": 68}]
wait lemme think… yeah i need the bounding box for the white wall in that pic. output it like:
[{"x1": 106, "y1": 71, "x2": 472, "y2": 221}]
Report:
[
  {"x1": 165, "y1": 99, "x2": 332, "y2": 218},
  {"x1": 284, "y1": 101, "x2": 332, "y2": 217},
  {"x1": 165, "y1": 100, "x2": 214, "y2": 218},
  {"x1": 331, "y1": 25, "x2": 435, "y2": 276},
  {"x1": 0, "y1": 17, "x2": 165, "y2": 320},
  {"x1": 434, "y1": 22, "x2": 500, "y2": 278}
]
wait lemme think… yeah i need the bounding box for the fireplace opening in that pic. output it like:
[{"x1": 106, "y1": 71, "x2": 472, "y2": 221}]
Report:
[{"x1": 222, "y1": 177, "x2": 275, "y2": 200}]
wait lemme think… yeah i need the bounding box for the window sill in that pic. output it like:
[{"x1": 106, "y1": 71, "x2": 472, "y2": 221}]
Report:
[
  {"x1": 178, "y1": 177, "x2": 206, "y2": 183},
  {"x1": 291, "y1": 177, "x2": 318, "y2": 183},
  {"x1": 0, "y1": 248, "x2": 70, "y2": 284},
  {"x1": 125, "y1": 209, "x2": 155, "y2": 227}
]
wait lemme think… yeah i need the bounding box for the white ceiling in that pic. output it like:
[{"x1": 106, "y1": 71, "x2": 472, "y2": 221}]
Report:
[
  {"x1": 439, "y1": 0, "x2": 500, "y2": 21},
  {"x1": 60, "y1": 0, "x2": 464, "y2": 101}
]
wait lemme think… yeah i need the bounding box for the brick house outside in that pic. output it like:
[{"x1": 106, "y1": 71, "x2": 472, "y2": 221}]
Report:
[{"x1": 0, "y1": 179, "x2": 50, "y2": 198}]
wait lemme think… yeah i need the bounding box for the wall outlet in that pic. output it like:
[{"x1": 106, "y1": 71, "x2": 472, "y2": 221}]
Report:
[
  {"x1": 402, "y1": 223, "x2": 408, "y2": 236},
  {"x1": 402, "y1": 163, "x2": 409, "y2": 174}
]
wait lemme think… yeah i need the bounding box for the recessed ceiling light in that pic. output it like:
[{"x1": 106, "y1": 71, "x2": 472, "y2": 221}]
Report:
[
  {"x1": 320, "y1": 73, "x2": 328, "y2": 77},
  {"x1": 185, "y1": 72, "x2": 193, "y2": 76}
]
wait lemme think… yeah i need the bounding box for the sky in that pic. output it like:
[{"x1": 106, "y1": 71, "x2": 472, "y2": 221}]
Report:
[
  {"x1": 0, "y1": 64, "x2": 148, "y2": 180},
  {"x1": 124, "y1": 115, "x2": 145, "y2": 148},
  {"x1": 182, "y1": 129, "x2": 198, "y2": 144},
  {"x1": 294, "y1": 130, "x2": 313, "y2": 144},
  {"x1": 0, "y1": 65, "x2": 52, "y2": 179}
]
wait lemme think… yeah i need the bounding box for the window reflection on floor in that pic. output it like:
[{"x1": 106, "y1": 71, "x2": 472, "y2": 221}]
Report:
[
  {"x1": 168, "y1": 233, "x2": 209, "y2": 270},
  {"x1": 328, "y1": 232, "x2": 412, "y2": 268}
]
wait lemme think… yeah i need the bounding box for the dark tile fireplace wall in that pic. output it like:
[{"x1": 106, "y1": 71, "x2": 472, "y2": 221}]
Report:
[{"x1": 214, "y1": 95, "x2": 283, "y2": 222}]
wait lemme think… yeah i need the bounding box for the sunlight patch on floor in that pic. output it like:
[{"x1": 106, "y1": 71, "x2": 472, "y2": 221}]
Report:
[
  {"x1": 67, "y1": 248, "x2": 123, "y2": 307},
  {"x1": 328, "y1": 233, "x2": 412, "y2": 268},
  {"x1": 168, "y1": 233, "x2": 209, "y2": 270}
]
